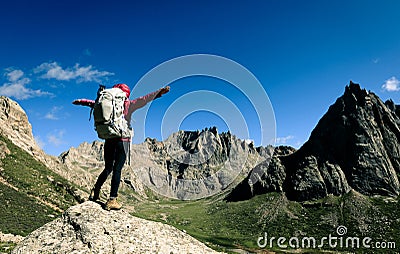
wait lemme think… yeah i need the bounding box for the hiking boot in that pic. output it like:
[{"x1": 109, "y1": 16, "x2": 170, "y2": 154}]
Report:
[
  {"x1": 105, "y1": 198, "x2": 122, "y2": 211},
  {"x1": 89, "y1": 188, "x2": 100, "y2": 201}
]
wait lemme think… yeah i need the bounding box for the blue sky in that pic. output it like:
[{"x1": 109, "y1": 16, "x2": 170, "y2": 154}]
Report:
[{"x1": 1, "y1": 0, "x2": 400, "y2": 156}]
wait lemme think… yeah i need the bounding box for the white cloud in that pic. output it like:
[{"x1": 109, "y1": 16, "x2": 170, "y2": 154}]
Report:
[
  {"x1": 382, "y1": 77, "x2": 400, "y2": 92},
  {"x1": 6, "y1": 69, "x2": 24, "y2": 82},
  {"x1": 1, "y1": 61, "x2": 113, "y2": 100},
  {"x1": 0, "y1": 69, "x2": 52, "y2": 100},
  {"x1": 34, "y1": 62, "x2": 75, "y2": 81},
  {"x1": 44, "y1": 106, "x2": 63, "y2": 120},
  {"x1": 47, "y1": 130, "x2": 66, "y2": 147},
  {"x1": 275, "y1": 135, "x2": 294, "y2": 145},
  {"x1": 34, "y1": 62, "x2": 114, "y2": 83}
]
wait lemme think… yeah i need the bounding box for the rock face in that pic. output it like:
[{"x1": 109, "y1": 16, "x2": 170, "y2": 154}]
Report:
[
  {"x1": 0, "y1": 96, "x2": 41, "y2": 158},
  {"x1": 228, "y1": 82, "x2": 400, "y2": 201},
  {"x1": 139, "y1": 129, "x2": 271, "y2": 199},
  {"x1": 12, "y1": 202, "x2": 222, "y2": 254},
  {"x1": 226, "y1": 146, "x2": 295, "y2": 201},
  {"x1": 0, "y1": 96, "x2": 61, "y2": 171}
]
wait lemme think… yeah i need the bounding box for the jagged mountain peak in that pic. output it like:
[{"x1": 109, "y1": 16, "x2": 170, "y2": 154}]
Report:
[
  {"x1": 344, "y1": 80, "x2": 368, "y2": 98},
  {"x1": 228, "y1": 82, "x2": 400, "y2": 202}
]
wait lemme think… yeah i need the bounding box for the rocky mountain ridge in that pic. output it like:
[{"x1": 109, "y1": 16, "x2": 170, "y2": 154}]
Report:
[
  {"x1": 61, "y1": 128, "x2": 272, "y2": 200},
  {"x1": 228, "y1": 82, "x2": 400, "y2": 201}
]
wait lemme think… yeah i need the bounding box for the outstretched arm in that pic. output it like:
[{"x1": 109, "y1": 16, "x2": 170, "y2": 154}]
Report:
[
  {"x1": 72, "y1": 99, "x2": 95, "y2": 108},
  {"x1": 129, "y1": 86, "x2": 170, "y2": 112}
]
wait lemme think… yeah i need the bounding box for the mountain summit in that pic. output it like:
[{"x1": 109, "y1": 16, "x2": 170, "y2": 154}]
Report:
[{"x1": 228, "y1": 82, "x2": 400, "y2": 201}]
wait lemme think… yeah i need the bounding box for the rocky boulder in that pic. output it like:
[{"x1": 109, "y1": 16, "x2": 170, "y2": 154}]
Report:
[{"x1": 12, "y1": 202, "x2": 222, "y2": 254}]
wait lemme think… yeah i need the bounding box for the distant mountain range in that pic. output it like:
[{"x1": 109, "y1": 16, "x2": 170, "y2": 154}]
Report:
[
  {"x1": 2, "y1": 82, "x2": 400, "y2": 203},
  {"x1": 58, "y1": 82, "x2": 400, "y2": 203}
]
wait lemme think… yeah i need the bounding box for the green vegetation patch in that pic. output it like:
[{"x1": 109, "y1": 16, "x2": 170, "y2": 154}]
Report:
[
  {"x1": 0, "y1": 135, "x2": 78, "y2": 211},
  {"x1": 0, "y1": 241, "x2": 17, "y2": 254},
  {"x1": 132, "y1": 193, "x2": 297, "y2": 251},
  {"x1": 0, "y1": 135, "x2": 80, "y2": 237},
  {"x1": 131, "y1": 191, "x2": 400, "y2": 253},
  {"x1": 0, "y1": 182, "x2": 58, "y2": 236}
]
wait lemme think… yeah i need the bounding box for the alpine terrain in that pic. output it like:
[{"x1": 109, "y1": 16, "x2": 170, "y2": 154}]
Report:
[{"x1": 0, "y1": 82, "x2": 399, "y2": 253}]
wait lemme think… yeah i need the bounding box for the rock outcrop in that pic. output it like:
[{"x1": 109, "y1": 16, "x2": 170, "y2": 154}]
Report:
[
  {"x1": 226, "y1": 146, "x2": 295, "y2": 201},
  {"x1": 12, "y1": 202, "x2": 222, "y2": 254},
  {"x1": 0, "y1": 96, "x2": 42, "y2": 159},
  {"x1": 228, "y1": 82, "x2": 400, "y2": 201}
]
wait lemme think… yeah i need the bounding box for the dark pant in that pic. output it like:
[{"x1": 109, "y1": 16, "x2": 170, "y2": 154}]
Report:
[{"x1": 94, "y1": 139, "x2": 129, "y2": 198}]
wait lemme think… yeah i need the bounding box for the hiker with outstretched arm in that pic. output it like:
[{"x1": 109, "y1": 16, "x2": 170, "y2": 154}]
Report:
[{"x1": 73, "y1": 84, "x2": 170, "y2": 210}]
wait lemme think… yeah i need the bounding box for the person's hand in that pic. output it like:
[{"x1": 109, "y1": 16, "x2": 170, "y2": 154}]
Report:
[
  {"x1": 159, "y1": 86, "x2": 170, "y2": 95},
  {"x1": 156, "y1": 86, "x2": 170, "y2": 98},
  {"x1": 72, "y1": 99, "x2": 81, "y2": 105}
]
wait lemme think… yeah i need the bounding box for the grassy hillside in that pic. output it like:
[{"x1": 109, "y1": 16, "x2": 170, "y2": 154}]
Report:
[
  {"x1": 0, "y1": 135, "x2": 80, "y2": 252},
  {"x1": 131, "y1": 190, "x2": 400, "y2": 253}
]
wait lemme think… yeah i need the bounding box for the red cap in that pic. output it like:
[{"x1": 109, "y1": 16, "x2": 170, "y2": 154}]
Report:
[{"x1": 113, "y1": 83, "x2": 130, "y2": 98}]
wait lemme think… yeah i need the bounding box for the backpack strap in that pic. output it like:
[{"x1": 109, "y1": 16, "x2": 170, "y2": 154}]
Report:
[
  {"x1": 89, "y1": 84, "x2": 106, "y2": 121},
  {"x1": 89, "y1": 107, "x2": 93, "y2": 121}
]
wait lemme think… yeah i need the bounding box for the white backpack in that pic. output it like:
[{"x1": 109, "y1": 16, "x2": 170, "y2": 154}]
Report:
[{"x1": 92, "y1": 87, "x2": 132, "y2": 139}]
